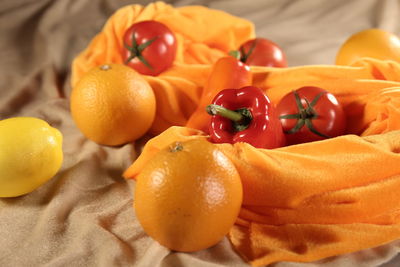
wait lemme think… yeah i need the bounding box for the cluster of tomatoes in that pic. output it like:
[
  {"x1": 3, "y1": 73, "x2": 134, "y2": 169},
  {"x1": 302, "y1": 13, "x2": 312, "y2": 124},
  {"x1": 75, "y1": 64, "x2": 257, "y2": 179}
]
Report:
[
  {"x1": 121, "y1": 20, "x2": 288, "y2": 75},
  {"x1": 121, "y1": 20, "x2": 346, "y2": 149}
]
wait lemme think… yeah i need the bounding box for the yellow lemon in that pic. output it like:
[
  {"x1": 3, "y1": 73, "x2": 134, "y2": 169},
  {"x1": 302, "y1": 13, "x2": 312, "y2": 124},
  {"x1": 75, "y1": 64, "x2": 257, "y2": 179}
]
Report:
[{"x1": 0, "y1": 117, "x2": 63, "y2": 197}]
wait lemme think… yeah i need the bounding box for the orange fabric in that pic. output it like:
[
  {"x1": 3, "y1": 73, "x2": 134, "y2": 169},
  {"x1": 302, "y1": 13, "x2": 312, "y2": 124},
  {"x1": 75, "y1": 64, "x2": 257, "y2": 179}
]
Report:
[
  {"x1": 250, "y1": 58, "x2": 400, "y2": 135},
  {"x1": 71, "y1": 2, "x2": 255, "y2": 134},
  {"x1": 124, "y1": 127, "x2": 400, "y2": 266},
  {"x1": 124, "y1": 57, "x2": 400, "y2": 266}
]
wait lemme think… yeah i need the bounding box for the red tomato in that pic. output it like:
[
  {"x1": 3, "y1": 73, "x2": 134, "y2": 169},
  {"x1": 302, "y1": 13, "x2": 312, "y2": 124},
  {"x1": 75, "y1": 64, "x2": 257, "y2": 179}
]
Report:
[
  {"x1": 276, "y1": 86, "x2": 346, "y2": 145},
  {"x1": 122, "y1": 20, "x2": 177, "y2": 76},
  {"x1": 239, "y1": 38, "x2": 287, "y2": 67}
]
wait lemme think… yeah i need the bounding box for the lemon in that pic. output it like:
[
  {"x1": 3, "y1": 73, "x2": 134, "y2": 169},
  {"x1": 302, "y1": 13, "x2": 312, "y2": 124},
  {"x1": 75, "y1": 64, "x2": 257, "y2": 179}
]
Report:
[{"x1": 0, "y1": 117, "x2": 63, "y2": 197}]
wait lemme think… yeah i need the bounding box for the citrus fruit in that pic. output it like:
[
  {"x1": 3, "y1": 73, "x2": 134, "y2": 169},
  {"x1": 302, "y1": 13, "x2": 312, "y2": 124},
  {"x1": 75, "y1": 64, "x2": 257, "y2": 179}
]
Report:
[
  {"x1": 70, "y1": 63, "x2": 156, "y2": 146},
  {"x1": 336, "y1": 28, "x2": 400, "y2": 65},
  {"x1": 134, "y1": 138, "x2": 243, "y2": 252},
  {"x1": 0, "y1": 117, "x2": 63, "y2": 197}
]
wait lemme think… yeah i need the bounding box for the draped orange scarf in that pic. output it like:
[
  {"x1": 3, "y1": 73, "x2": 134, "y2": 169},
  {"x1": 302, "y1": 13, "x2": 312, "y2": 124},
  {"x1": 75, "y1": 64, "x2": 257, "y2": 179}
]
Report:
[{"x1": 72, "y1": 2, "x2": 400, "y2": 266}]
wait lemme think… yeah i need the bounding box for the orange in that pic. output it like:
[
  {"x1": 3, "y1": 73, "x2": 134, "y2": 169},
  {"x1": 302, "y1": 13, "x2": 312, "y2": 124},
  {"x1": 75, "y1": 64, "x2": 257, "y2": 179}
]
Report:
[
  {"x1": 134, "y1": 138, "x2": 243, "y2": 252},
  {"x1": 70, "y1": 64, "x2": 156, "y2": 146},
  {"x1": 336, "y1": 28, "x2": 400, "y2": 65}
]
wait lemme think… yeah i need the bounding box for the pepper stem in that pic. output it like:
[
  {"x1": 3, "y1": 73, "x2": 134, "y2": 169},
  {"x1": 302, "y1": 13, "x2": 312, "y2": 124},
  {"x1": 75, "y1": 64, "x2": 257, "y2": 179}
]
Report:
[
  {"x1": 206, "y1": 104, "x2": 244, "y2": 122},
  {"x1": 228, "y1": 50, "x2": 241, "y2": 60}
]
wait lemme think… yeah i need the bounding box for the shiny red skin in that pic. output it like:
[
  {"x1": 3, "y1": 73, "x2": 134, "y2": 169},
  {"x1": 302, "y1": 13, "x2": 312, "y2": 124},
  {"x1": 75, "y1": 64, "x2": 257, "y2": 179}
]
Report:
[
  {"x1": 122, "y1": 20, "x2": 177, "y2": 76},
  {"x1": 239, "y1": 38, "x2": 288, "y2": 68},
  {"x1": 208, "y1": 86, "x2": 286, "y2": 149},
  {"x1": 276, "y1": 86, "x2": 346, "y2": 145}
]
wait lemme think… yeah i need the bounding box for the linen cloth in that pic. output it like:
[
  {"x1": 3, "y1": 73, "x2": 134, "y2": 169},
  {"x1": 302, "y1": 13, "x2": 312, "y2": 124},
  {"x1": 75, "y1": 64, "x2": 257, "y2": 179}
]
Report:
[{"x1": 1, "y1": 0, "x2": 400, "y2": 266}]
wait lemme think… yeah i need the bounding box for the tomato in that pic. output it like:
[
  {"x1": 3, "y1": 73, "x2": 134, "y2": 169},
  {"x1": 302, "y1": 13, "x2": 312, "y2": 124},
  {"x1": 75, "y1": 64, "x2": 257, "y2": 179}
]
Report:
[
  {"x1": 276, "y1": 86, "x2": 346, "y2": 145},
  {"x1": 122, "y1": 20, "x2": 177, "y2": 76},
  {"x1": 238, "y1": 37, "x2": 287, "y2": 67},
  {"x1": 336, "y1": 29, "x2": 400, "y2": 65}
]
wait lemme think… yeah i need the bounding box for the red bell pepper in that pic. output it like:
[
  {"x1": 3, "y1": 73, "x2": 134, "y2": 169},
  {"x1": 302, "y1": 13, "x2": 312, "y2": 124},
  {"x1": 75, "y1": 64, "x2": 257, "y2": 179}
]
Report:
[
  {"x1": 185, "y1": 55, "x2": 252, "y2": 133},
  {"x1": 206, "y1": 86, "x2": 286, "y2": 149}
]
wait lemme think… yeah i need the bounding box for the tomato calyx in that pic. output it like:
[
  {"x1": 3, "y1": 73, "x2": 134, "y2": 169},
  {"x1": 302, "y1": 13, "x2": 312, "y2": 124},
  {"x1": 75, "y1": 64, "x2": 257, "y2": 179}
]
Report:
[
  {"x1": 239, "y1": 39, "x2": 257, "y2": 63},
  {"x1": 228, "y1": 39, "x2": 258, "y2": 63},
  {"x1": 279, "y1": 91, "x2": 330, "y2": 138},
  {"x1": 124, "y1": 31, "x2": 157, "y2": 70},
  {"x1": 206, "y1": 104, "x2": 253, "y2": 132}
]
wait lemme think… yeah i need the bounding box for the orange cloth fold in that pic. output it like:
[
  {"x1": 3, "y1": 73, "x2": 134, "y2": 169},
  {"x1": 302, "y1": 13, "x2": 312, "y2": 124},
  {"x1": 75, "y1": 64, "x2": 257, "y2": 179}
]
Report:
[
  {"x1": 124, "y1": 126, "x2": 400, "y2": 266},
  {"x1": 250, "y1": 57, "x2": 400, "y2": 135},
  {"x1": 123, "y1": 57, "x2": 400, "y2": 266},
  {"x1": 357, "y1": 85, "x2": 400, "y2": 136},
  {"x1": 70, "y1": 1, "x2": 255, "y2": 134}
]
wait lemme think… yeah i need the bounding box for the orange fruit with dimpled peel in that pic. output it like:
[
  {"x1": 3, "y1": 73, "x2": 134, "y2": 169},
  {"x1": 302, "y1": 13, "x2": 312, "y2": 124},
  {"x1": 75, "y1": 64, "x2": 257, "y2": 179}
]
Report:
[
  {"x1": 134, "y1": 138, "x2": 243, "y2": 252},
  {"x1": 336, "y1": 28, "x2": 400, "y2": 65},
  {"x1": 70, "y1": 63, "x2": 156, "y2": 146}
]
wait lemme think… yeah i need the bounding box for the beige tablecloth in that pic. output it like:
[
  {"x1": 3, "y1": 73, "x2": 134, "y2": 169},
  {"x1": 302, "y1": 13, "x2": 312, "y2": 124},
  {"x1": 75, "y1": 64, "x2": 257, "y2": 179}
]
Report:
[{"x1": 1, "y1": 0, "x2": 400, "y2": 266}]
